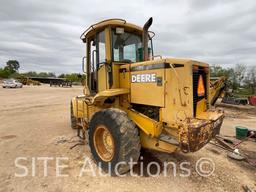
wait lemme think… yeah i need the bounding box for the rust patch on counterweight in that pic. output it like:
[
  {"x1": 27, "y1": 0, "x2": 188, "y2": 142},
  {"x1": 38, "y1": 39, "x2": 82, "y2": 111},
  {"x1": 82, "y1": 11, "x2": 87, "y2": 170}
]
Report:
[{"x1": 179, "y1": 116, "x2": 224, "y2": 153}]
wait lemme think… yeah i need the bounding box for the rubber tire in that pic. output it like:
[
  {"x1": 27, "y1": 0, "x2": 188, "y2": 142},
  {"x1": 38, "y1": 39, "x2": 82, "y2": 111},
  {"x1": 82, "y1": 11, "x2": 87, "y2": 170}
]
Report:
[
  {"x1": 70, "y1": 101, "x2": 78, "y2": 129},
  {"x1": 88, "y1": 108, "x2": 141, "y2": 176}
]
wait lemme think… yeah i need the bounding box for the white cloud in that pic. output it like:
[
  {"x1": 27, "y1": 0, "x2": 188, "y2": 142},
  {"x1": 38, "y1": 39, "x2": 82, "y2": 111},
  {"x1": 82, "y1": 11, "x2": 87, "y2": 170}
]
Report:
[{"x1": 0, "y1": 0, "x2": 255, "y2": 74}]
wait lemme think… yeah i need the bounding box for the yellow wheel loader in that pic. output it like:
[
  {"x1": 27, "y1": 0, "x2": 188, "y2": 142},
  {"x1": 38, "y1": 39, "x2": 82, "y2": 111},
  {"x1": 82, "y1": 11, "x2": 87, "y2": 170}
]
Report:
[{"x1": 71, "y1": 18, "x2": 224, "y2": 175}]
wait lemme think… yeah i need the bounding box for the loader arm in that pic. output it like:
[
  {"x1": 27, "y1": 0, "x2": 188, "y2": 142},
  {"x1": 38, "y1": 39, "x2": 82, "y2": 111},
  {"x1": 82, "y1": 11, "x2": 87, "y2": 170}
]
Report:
[{"x1": 209, "y1": 76, "x2": 227, "y2": 105}]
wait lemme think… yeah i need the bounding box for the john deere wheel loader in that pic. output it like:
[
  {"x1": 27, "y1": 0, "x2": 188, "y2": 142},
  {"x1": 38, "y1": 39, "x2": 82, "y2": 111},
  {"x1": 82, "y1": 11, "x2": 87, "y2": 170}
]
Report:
[{"x1": 71, "y1": 18, "x2": 224, "y2": 175}]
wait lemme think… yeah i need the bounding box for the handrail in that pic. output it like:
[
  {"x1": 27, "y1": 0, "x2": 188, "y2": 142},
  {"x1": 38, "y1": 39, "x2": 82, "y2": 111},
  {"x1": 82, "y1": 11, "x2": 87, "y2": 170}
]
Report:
[
  {"x1": 82, "y1": 56, "x2": 87, "y2": 73},
  {"x1": 148, "y1": 31, "x2": 155, "y2": 39},
  {"x1": 80, "y1": 18, "x2": 127, "y2": 40}
]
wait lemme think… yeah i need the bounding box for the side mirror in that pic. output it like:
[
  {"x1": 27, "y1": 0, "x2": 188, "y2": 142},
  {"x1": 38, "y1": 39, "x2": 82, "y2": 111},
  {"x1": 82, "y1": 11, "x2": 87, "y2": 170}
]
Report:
[{"x1": 82, "y1": 56, "x2": 87, "y2": 74}]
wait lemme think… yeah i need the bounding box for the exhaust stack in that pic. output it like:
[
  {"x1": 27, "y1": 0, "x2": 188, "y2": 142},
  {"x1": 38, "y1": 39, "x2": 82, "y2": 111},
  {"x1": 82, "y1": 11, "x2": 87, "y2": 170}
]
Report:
[{"x1": 143, "y1": 17, "x2": 153, "y2": 61}]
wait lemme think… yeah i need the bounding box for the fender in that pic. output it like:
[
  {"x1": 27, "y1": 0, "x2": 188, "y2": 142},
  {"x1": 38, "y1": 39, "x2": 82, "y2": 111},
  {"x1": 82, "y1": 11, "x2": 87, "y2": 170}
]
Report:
[{"x1": 91, "y1": 88, "x2": 129, "y2": 104}]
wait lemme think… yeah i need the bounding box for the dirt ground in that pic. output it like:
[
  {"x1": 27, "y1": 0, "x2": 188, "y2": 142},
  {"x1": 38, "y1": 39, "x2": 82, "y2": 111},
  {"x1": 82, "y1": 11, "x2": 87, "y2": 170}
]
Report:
[{"x1": 0, "y1": 85, "x2": 255, "y2": 192}]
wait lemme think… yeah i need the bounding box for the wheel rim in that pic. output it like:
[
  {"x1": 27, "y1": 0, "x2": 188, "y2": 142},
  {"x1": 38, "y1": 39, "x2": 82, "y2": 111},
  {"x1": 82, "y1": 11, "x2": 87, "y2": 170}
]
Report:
[{"x1": 93, "y1": 125, "x2": 114, "y2": 162}]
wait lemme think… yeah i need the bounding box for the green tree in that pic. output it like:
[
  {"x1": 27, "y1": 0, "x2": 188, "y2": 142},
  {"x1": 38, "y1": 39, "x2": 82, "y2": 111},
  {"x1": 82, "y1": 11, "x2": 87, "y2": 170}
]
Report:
[
  {"x1": 234, "y1": 63, "x2": 246, "y2": 87},
  {"x1": 0, "y1": 68, "x2": 11, "y2": 78},
  {"x1": 244, "y1": 67, "x2": 256, "y2": 94},
  {"x1": 210, "y1": 64, "x2": 245, "y2": 91},
  {"x1": 38, "y1": 72, "x2": 56, "y2": 77},
  {"x1": 4, "y1": 60, "x2": 20, "y2": 73},
  {"x1": 57, "y1": 73, "x2": 86, "y2": 84},
  {"x1": 58, "y1": 74, "x2": 65, "y2": 78},
  {"x1": 24, "y1": 71, "x2": 38, "y2": 77},
  {"x1": 21, "y1": 71, "x2": 56, "y2": 77}
]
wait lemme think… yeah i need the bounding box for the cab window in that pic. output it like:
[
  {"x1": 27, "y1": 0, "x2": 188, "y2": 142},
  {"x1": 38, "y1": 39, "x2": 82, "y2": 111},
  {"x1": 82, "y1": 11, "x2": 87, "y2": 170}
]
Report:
[
  {"x1": 97, "y1": 31, "x2": 106, "y2": 64},
  {"x1": 112, "y1": 29, "x2": 142, "y2": 63}
]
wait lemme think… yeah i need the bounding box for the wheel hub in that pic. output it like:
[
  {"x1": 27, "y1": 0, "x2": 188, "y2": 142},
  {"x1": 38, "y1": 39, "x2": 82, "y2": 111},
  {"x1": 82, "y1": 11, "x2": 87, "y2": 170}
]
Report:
[{"x1": 93, "y1": 125, "x2": 114, "y2": 161}]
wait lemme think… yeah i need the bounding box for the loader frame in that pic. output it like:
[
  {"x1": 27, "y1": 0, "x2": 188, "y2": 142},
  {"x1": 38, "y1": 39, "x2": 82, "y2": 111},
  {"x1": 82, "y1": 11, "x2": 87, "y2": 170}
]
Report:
[{"x1": 71, "y1": 18, "x2": 224, "y2": 154}]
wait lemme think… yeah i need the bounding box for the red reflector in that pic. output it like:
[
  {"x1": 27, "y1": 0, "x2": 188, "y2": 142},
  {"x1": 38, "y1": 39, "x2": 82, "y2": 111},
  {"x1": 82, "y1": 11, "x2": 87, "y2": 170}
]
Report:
[{"x1": 197, "y1": 75, "x2": 205, "y2": 97}]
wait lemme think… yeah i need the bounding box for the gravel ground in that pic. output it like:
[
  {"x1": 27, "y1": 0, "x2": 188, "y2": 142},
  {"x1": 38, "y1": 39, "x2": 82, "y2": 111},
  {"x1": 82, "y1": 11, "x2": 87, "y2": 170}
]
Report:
[{"x1": 0, "y1": 85, "x2": 255, "y2": 192}]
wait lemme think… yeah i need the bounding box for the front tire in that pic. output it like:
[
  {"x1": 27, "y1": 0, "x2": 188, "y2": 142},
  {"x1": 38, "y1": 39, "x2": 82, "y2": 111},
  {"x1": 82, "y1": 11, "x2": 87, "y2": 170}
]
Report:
[{"x1": 88, "y1": 108, "x2": 140, "y2": 175}]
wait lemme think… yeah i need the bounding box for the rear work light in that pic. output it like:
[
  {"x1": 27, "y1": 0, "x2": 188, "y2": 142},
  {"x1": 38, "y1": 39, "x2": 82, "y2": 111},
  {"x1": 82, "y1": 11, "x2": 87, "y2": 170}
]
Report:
[{"x1": 197, "y1": 75, "x2": 205, "y2": 97}]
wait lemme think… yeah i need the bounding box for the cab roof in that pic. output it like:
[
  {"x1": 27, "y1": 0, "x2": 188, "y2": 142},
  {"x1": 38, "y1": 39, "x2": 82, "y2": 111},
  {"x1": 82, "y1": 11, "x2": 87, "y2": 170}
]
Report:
[{"x1": 80, "y1": 18, "x2": 143, "y2": 42}]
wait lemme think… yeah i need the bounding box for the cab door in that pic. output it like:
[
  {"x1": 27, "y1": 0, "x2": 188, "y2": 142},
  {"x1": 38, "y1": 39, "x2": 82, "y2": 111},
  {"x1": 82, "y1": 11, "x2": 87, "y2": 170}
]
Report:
[
  {"x1": 96, "y1": 28, "x2": 112, "y2": 92},
  {"x1": 96, "y1": 30, "x2": 107, "y2": 92}
]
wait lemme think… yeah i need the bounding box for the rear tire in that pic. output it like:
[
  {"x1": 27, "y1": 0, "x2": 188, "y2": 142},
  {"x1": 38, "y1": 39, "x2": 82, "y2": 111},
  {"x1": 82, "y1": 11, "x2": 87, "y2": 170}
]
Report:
[
  {"x1": 88, "y1": 108, "x2": 140, "y2": 176},
  {"x1": 70, "y1": 102, "x2": 78, "y2": 129}
]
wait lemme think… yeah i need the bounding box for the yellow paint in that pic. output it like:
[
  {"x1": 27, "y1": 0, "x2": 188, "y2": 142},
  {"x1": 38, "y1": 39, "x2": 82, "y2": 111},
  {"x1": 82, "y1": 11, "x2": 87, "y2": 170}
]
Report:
[
  {"x1": 92, "y1": 88, "x2": 129, "y2": 104},
  {"x1": 161, "y1": 64, "x2": 193, "y2": 125},
  {"x1": 82, "y1": 19, "x2": 143, "y2": 41},
  {"x1": 140, "y1": 131, "x2": 178, "y2": 153},
  {"x1": 119, "y1": 64, "x2": 130, "y2": 89},
  {"x1": 196, "y1": 98, "x2": 207, "y2": 115},
  {"x1": 209, "y1": 76, "x2": 226, "y2": 105},
  {"x1": 98, "y1": 64, "x2": 108, "y2": 92},
  {"x1": 111, "y1": 64, "x2": 120, "y2": 89},
  {"x1": 130, "y1": 69, "x2": 165, "y2": 107},
  {"x1": 105, "y1": 27, "x2": 111, "y2": 63},
  {"x1": 72, "y1": 19, "x2": 225, "y2": 154},
  {"x1": 126, "y1": 109, "x2": 162, "y2": 137}
]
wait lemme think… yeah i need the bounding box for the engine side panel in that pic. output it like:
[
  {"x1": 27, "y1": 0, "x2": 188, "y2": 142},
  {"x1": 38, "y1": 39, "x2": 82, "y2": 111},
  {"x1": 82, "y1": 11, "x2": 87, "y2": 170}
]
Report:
[{"x1": 130, "y1": 69, "x2": 165, "y2": 107}]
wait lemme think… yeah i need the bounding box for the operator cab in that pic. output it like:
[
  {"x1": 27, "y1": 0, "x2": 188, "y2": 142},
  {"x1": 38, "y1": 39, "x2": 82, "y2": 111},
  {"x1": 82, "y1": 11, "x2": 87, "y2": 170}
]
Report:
[{"x1": 80, "y1": 18, "x2": 154, "y2": 94}]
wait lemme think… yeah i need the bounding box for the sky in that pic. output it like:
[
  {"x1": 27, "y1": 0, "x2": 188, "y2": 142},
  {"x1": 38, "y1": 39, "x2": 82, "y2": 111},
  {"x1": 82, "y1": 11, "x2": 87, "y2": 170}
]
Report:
[{"x1": 0, "y1": 0, "x2": 255, "y2": 74}]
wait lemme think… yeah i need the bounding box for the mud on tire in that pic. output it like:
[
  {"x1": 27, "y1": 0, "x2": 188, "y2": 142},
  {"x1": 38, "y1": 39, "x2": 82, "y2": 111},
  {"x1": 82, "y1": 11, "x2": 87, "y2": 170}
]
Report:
[{"x1": 88, "y1": 108, "x2": 141, "y2": 175}]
